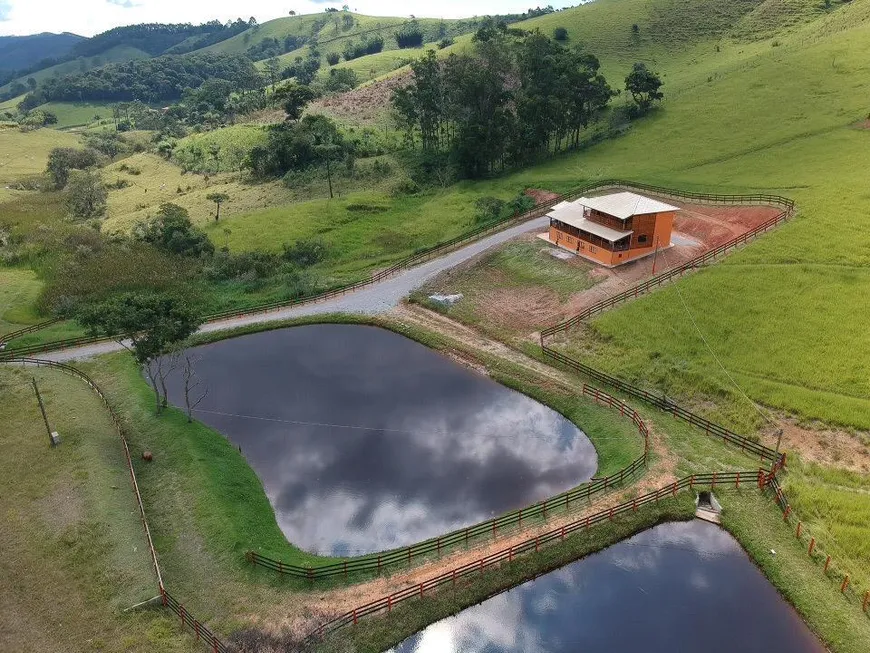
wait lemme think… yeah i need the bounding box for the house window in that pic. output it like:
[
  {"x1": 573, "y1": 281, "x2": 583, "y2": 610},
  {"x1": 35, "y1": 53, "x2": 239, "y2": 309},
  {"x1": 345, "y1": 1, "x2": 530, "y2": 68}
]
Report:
[{"x1": 638, "y1": 235, "x2": 649, "y2": 244}]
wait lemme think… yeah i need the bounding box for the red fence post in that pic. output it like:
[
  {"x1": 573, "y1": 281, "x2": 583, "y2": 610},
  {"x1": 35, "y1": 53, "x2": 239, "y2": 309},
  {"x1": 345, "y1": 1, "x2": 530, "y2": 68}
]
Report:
[
  {"x1": 808, "y1": 537, "x2": 815, "y2": 556},
  {"x1": 783, "y1": 506, "x2": 791, "y2": 521},
  {"x1": 796, "y1": 522, "x2": 802, "y2": 538},
  {"x1": 735, "y1": 472, "x2": 740, "y2": 489},
  {"x1": 180, "y1": 605, "x2": 186, "y2": 627},
  {"x1": 388, "y1": 595, "x2": 393, "y2": 612},
  {"x1": 353, "y1": 609, "x2": 358, "y2": 625},
  {"x1": 824, "y1": 555, "x2": 831, "y2": 573},
  {"x1": 841, "y1": 576, "x2": 849, "y2": 593}
]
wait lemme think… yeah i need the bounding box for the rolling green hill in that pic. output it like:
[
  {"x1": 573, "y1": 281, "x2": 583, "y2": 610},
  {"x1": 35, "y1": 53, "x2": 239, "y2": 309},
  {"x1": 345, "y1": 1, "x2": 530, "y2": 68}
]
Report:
[
  {"x1": 0, "y1": 45, "x2": 149, "y2": 97},
  {"x1": 0, "y1": 32, "x2": 84, "y2": 73}
]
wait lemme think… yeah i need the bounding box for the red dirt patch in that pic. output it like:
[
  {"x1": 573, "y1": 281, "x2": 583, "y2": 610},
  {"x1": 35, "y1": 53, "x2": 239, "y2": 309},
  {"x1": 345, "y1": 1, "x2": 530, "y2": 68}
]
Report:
[
  {"x1": 852, "y1": 118, "x2": 870, "y2": 130},
  {"x1": 524, "y1": 188, "x2": 562, "y2": 204},
  {"x1": 310, "y1": 72, "x2": 411, "y2": 126}
]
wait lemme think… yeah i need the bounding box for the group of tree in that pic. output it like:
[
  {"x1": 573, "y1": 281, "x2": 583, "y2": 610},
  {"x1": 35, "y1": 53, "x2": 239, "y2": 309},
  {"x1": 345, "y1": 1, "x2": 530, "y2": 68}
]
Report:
[
  {"x1": 393, "y1": 27, "x2": 663, "y2": 178},
  {"x1": 245, "y1": 34, "x2": 306, "y2": 60},
  {"x1": 20, "y1": 52, "x2": 260, "y2": 105},
  {"x1": 342, "y1": 36, "x2": 385, "y2": 61},
  {"x1": 246, "y1": 113, "x2": 352, "y2": 196}
]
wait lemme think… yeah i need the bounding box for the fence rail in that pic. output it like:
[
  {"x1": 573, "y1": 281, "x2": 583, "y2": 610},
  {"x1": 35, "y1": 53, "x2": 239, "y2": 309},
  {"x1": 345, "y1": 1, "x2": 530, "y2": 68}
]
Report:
[
  {"x1": 3, "y1": 357, "x2": 232, "y2": 653},
  {"x1": 306, "y1": 470, "x2": 762, "y2": 641},
  {"x1": 541, "y1": 346, "x2": 781, "y2": 463},
  {"x1": 7, "y1": 357, "x2": 164, "y2": 588},
  {"x1": 0, "y1": 179, "x2": 789, "y2": 359},
  {"x1": 162, "y1": 588, "x2": 231, "y2": 653},
  {"x1": 247, "y1": 381, "x2": 650, "y2": 581},
  {"x1": 541, "y1": 188, "x2": 795, "y2": 336},
  {"x1": 768, "y1": 476, "x2": 869, "y2": 615},
  {"x1": 0, "y1": 317, "x2": 62, "y2": 344}
]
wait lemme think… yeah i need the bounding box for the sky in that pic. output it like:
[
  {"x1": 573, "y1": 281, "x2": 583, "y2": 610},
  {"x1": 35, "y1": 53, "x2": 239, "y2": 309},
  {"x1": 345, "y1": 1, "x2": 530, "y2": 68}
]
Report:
[{"x1": 0, "y1": 0, "x2": 576, "y2": 37}]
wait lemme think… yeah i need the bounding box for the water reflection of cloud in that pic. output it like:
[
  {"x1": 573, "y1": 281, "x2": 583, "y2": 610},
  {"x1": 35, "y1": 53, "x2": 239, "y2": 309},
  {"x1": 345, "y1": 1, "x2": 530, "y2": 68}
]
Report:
[
  {"x1": 391, "y1": 521, "x2": 825, "y2": 653},
  {"x1": 159, "y1": 325, "x2": 598, "y2": 554}
]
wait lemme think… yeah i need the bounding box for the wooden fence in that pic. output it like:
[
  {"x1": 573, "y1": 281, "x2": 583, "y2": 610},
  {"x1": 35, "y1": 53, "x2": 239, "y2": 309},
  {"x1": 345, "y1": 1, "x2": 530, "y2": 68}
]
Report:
[
  {"x1": 768, "y1": 476, "x2": 870, "y2": 617},
  {"x1": 246, "y1": 381, "x2": 650, "y2": 581},
  {"x1": 304, "y1": 470, "x2": 762, "y2": 641},
  {"x1": 0, "y1": 179, "x2": 790, "y2": 360},
  {"x1": 3, "y1": 357, "x2": 232, "y2": 653},
  {"x1": 540, "y1": 187, "x2": 795, "y2": 336}
]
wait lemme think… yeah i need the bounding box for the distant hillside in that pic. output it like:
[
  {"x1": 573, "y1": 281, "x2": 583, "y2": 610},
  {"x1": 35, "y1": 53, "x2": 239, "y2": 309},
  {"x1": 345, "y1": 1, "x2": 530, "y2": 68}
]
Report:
[
  {"x1": 0, "y1": 32, "x2": 83, "y2": 72},
  {"x1": 68, "y1": 20, "x2": 254, "y2": 59}
]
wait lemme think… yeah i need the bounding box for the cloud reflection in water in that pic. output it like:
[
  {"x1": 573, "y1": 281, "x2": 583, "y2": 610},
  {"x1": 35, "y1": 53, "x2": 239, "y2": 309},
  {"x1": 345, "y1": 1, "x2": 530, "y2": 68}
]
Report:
[
  {"x1": 160, "y1": 325, "x2": 597, "y2": 554},
  {"x1": 391, "y1": 521, "x2": 825, "y2": 653}
]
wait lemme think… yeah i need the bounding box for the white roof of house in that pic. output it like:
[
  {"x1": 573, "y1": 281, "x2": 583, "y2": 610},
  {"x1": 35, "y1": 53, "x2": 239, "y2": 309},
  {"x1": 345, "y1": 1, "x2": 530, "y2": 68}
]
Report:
[
  {"x1": 548, "y1": 201, "x2": 632, "y2": 242},
  {"x1": 577, "y1": 192, "x2": 680, "y2": 220}
]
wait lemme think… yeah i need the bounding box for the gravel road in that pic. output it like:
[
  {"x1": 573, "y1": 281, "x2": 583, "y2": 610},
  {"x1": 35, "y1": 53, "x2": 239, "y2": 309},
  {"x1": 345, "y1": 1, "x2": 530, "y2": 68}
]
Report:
[{"x1": 40, "y1": 216, "x2": 550, "y2": 362}]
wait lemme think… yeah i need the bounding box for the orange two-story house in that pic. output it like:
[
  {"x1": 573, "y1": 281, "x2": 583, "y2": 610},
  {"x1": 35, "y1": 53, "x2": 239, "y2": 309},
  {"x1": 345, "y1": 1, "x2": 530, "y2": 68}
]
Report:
[{"x1": 544, "y1": 191, "x2": 679, "y2": 267}]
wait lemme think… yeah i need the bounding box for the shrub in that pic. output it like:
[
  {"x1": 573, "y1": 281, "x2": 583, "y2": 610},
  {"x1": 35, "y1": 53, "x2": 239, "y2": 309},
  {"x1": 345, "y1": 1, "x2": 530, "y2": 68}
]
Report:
[
  {"x1": 553, "y1": 27, "x2": 568, "y2": 41},
  {"x1": 326, "y1": 52, "x2": 340, "y2": 66},
  {"x1": 46, "y1": 147, "x2": 104, "y2": 189},
  {"x1": 438, "y1": 37, "x2": 454, "y2": 49},
  {"x1": 389, "y1": 176, "x2": 421, "y2": 197},
  {"x1": 474, "y1": 196, "x2": 506, "y2": 224},
  {"x1": 132, "y1": 203, "x2": 214, "y2": 258},
  {"x1": 65, "y1": 169, "x2": 107, "y2": 220},
  {"x1": 324, "y1": 68, "x2": 359, "y2": 93},
  {"x1": 281, "y1": 238, "x2": 328, "y2": 268},
  {"x1": 508, "y1": 191, "x2": 536, "y2": 216},
  {"x1": 395, "y1": 26, "x2": 424, "y2": 49}
]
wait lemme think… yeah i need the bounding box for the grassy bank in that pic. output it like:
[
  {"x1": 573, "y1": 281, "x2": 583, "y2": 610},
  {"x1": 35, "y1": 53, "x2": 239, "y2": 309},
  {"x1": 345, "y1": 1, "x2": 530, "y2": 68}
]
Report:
[
  {"x1": 721, "y1": 490, "x2": 870, "y2": 653},
  {"x1": 0, "y1": 365, "x2": 195, "y2": 653},
  {"x1": 77, "y1": 315, "x2": 648, "y2": 580}
]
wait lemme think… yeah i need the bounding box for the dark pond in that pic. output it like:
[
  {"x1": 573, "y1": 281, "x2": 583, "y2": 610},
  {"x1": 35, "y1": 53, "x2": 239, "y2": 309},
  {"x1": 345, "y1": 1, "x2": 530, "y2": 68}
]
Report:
[
  {"x1": 161, "y1": 325, "x2": 597, "y2": 555},
  {"x1": 390, "y1": 520, "x2": 825, "y2": 653}
]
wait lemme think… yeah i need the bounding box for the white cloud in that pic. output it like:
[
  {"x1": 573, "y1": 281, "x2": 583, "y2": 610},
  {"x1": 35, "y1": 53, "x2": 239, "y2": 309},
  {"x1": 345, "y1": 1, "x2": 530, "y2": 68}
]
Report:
[
  {"x1": 106, "y1": 0, "x2": 141, "y2": 9},
  {"x1": 0, "y1": 0, "x2": 577, "y2": 37}
]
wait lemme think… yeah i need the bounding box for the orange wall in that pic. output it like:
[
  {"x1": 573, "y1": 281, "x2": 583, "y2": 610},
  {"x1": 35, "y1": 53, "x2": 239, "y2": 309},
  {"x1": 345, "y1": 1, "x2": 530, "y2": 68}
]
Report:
[{"x1": 548, "y1": 209, "x2": 675, "y2": 267}]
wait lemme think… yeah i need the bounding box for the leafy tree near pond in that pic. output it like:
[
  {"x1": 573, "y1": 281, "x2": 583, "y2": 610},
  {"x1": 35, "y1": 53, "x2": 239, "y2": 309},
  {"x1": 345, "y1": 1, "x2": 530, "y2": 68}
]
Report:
[
  {"x1": 77, "y1": 291, "x2": 203, "y2": 414},
  {"x1": 65, "y1": 169, "x2": 107, "y2": 220},
  {"x1": 625, "y1": 62, "x2": 664, "y2": 115}
]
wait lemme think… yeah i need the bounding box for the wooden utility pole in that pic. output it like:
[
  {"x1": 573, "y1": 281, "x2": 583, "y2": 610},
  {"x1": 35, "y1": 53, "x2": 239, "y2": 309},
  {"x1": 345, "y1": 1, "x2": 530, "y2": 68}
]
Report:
[
  {"x1": 31, "y1": 377, "x2": 58, "y2": 447},
  {"x1": 651, "y1": 236, "x2": 661, "y2": 274}
]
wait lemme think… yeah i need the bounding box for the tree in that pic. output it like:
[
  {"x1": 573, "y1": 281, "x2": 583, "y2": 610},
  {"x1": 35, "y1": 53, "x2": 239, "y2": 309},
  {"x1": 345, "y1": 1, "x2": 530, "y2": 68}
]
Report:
[
  {"x1": 282, "y1": 84, "x2": 317, "y2": 121},
  {"x1": 265, "y1": 57, "x2": 282, "y2": 90},
  {"x1": 134, "y1": 203, "x2": 215, "y2": 257},
  {"x1": 46, "y1": 147, "x2": 103, "y2": 189},
  {"x1": 179, "y1": 350, "x2": 208, "y2": 422},
  {"x1": 553, "y1": 27, "x2": 568, "y2": 41},
  {"x1": 206, "y1": 192, "x2": 230, "y2": 221},
  {"x1": 77, "y1": 292, "x2": 203, "y2": 414},
  {"x1": 66, "y1": 169, "x2": 107, "y2": 220},
  {"x1": 26, "y1": 77, "x2": 37, "y2": 91},
  {"x1": 625, "y1": 62, "x2": 663, "y2": 114}
]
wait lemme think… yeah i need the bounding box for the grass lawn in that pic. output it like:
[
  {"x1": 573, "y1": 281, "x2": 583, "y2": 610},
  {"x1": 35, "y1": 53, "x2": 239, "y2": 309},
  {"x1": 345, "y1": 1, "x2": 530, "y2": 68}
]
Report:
[
  {"x1": 0, "y1": 365, "x2": 195, "y2": 653},
  {"x1": 0, "y1": 126, "x2": 79, "y2": 186},
  {"x1": 413, "y1": 238, "x2": 601, "y2": 340},
  {"x1": 722, "y1": 489, "x2": 870, "y2": 653},
  {"x1": 38, "y1": 101, "x2": 116, "y2": 129}
]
